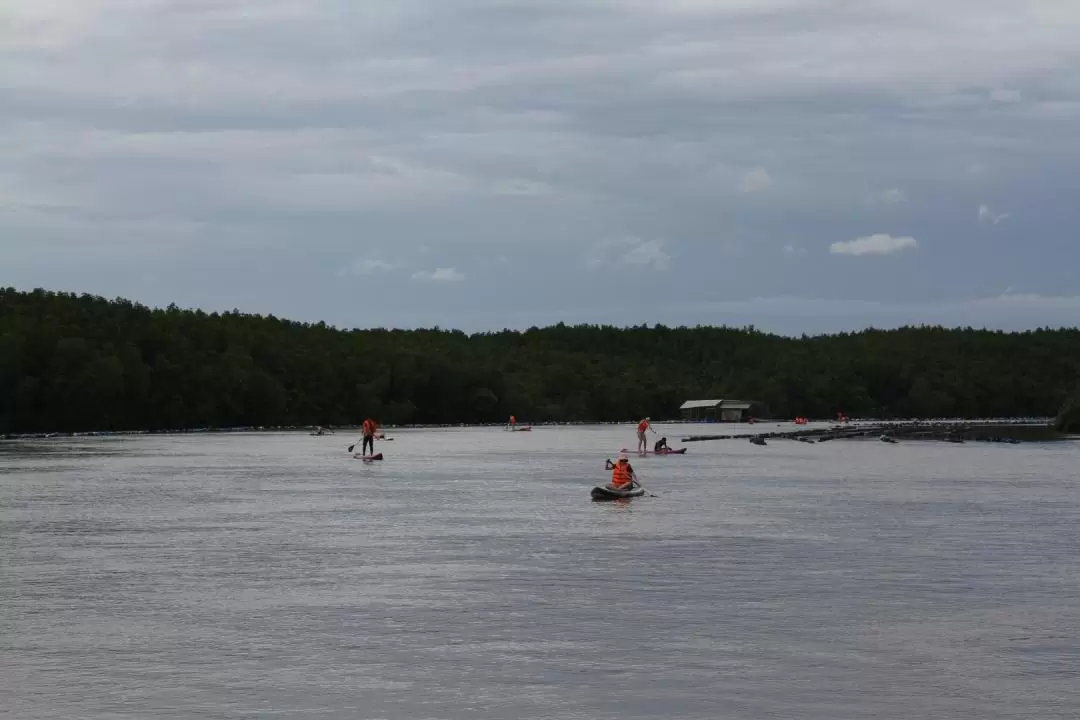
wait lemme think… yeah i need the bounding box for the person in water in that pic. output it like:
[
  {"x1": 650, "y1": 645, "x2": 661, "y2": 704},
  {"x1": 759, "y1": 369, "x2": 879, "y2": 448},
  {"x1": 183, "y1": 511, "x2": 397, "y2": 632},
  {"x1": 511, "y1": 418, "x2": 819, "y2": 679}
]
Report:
[
  {"x1": 636, "y1": 417, "x2": 652, "y2": 453},
  {"x1": 508, "y1": 414, "x2": 516, "y2": 430},
  {"x1": 361, "y1": 417, "x2": 378, "y2": 456},
  {"x1": 654, "y1": 436, "x2": 669, "y2": 453},
  {"x1": 605, "y1": 455, "x2": 637, "y2": 490}
]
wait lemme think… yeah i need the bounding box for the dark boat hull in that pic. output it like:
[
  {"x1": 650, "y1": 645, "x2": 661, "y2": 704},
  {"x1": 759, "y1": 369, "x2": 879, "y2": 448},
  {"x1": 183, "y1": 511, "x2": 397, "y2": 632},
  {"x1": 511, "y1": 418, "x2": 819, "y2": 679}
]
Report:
[{"x1": 591, "y1": 485, "x2": 645, "y2": 501}]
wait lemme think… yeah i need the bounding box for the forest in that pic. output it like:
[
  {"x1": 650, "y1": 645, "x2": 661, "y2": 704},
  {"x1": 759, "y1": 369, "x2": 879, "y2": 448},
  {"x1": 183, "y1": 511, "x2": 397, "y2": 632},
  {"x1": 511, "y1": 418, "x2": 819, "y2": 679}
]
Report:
[{"x1": 2, "y1": 287, "x2": 1079, "y2": 434}]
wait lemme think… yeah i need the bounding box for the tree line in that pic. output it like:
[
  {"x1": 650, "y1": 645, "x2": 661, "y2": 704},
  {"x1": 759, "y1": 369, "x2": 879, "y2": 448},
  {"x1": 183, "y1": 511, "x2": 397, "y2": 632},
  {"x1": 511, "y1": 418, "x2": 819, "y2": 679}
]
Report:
[{"x1": 1, "y1": 287, "x2": 1079, "y2": 434}]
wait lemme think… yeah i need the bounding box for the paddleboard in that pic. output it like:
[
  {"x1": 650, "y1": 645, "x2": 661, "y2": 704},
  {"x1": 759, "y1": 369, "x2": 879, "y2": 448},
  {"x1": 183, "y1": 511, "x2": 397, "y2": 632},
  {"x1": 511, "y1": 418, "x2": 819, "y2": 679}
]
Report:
[
  {"x1": 353, "y1": 453, "x2": 384, "y2": 461},
  {"x1": 591, "y1": 485, "x2": 646, "y2": 501},
  {"x1": 619, "y1": 447, "x2": 687, "y2": 455}
]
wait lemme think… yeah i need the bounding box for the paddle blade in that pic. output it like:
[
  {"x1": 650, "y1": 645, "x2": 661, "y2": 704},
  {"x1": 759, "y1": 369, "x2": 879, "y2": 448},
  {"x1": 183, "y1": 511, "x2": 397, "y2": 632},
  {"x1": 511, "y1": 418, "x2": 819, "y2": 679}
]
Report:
[{"x1": 347, "y1": 444, "x2": 355, "y2": 453}]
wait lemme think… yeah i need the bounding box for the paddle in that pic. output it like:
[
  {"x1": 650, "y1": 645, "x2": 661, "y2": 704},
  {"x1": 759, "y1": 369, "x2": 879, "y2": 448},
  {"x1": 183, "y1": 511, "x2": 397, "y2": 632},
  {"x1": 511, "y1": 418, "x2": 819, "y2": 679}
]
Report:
[{"x1": 630, "y1": 472, "x2": 658, "y2": 497}]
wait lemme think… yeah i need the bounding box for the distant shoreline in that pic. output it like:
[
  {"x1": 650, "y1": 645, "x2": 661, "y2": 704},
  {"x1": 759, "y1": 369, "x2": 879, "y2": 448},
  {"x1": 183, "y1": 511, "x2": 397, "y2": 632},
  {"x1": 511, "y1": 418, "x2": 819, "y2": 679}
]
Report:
[{"x1": 1, "y1": 417, "x2": 1057, "y2": 442}]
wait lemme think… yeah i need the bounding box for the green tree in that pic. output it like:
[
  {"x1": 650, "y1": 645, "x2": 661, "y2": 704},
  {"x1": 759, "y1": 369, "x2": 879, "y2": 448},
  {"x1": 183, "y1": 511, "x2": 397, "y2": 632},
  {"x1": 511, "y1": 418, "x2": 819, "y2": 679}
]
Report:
[{"x1": 1, "y1": 287, "x2": 1079, "y2": 433}]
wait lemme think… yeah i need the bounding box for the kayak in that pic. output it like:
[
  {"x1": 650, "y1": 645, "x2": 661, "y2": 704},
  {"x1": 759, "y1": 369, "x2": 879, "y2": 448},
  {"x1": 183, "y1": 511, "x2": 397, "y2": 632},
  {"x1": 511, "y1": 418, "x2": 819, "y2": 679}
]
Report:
[
  {"x1": 353, "y1": 453, "x2": 384, "y2": 461},
  {"x1": 619, "y1": 447, "x2": 686, "y2": 455},
  {"x1": 591, "y1": 484, "x2": 645, "y2": 501}
]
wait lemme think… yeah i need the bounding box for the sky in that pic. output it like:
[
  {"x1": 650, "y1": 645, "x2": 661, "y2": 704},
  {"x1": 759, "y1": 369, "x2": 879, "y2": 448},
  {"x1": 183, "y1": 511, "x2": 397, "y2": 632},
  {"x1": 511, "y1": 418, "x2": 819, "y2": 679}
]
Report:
[{"x1": 2, "y1": 0, "x2": 1079, "y2": 334}]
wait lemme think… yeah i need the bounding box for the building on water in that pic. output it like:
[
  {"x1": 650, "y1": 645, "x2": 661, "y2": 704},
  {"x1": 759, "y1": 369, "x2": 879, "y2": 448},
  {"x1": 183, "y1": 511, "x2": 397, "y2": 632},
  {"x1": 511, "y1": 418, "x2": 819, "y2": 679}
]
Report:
[{"x1": 679, "y1": 399, "x2": 755, "y2": 422}]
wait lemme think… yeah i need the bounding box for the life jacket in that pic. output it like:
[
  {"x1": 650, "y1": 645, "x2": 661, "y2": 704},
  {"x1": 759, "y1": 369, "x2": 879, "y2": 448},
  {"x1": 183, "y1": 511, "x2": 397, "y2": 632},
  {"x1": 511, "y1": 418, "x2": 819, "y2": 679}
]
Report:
[
  {"x1": 637, "y1": 420, "x2": 649, "y2": 433},
  {"x1": 611, "y1": 462, "x2": 632, "y2": 488},
  {"x1": 362, "y1": 419, "x2": 375, "y2": 435}
]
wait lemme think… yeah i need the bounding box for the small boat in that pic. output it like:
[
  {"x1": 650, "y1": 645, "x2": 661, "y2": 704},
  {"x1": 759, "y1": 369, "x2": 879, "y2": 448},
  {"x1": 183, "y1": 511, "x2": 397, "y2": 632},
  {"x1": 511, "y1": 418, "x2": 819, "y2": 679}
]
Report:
[
  {"x1": 506, "y1": 426, "x2": 532, "y2": 432},
  {"x1": 749, "y1": 436, "x2": 767, "y2": 446},
  {"x1": 590, "y1": 484, "x2": 646, "y2": 501},
  {"x1": 619, "y1": 447, "x2": 687, "y2": 455},
  {"x1": 880, "y1": 436, "x2": 898, "y2": 444},
  {"x1": 353, "y1": 453, "x2": 384, "y2": 461}
]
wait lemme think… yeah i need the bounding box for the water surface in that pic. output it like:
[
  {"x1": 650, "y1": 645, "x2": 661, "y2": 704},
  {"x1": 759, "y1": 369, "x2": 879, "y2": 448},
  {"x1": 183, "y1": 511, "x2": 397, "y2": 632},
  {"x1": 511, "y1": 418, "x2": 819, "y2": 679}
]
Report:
[{"x1": 3, "y1": 425, "x2": 1078, "y2": 719}]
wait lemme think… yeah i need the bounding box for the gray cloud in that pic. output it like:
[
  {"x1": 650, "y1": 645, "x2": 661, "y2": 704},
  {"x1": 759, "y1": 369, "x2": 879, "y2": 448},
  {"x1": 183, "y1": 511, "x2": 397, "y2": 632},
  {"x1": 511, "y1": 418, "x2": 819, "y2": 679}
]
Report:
[{"x1": 2, "y1": 0, "x2": 1079, "y2": 332}]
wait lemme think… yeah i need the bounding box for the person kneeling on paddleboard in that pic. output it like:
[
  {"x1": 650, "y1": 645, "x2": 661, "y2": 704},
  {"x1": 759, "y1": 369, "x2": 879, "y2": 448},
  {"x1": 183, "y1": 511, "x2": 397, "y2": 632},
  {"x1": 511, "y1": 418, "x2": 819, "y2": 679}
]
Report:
[
  {"x1": 604, "y1": 454, "x2": 636, "y2": 490},
  {"x1": 654, "y1": 436, "x2": 669, "y2": 453}
]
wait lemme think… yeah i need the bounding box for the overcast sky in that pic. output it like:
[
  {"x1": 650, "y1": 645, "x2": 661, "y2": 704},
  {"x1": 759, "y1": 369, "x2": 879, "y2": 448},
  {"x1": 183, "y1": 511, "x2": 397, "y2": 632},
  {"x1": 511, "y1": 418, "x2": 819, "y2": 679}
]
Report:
[{"x1": 2, "y1": 1, "x2": 1079, "y2": 334}]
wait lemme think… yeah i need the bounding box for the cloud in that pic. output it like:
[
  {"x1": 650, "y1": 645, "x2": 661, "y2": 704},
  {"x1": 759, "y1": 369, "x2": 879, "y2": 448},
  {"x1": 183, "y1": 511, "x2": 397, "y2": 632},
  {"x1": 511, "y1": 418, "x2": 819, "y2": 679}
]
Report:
[
  {"x1": 978, "y1": 204, "x2": 1010, "y2": 224},
  {"x1": 738, "y1": 168, "x2": 773, "y2": 194},
  {"x1": 621, "y1": 239, "x2": 671, "y2": 270},
  {"x1": 411, "y1": 267, "x2": 465, "y2": 283},
  {"x1": 587, "y1": 236, "x2": 671, "y2": 271},
  {"x1": 338, "y1": 258, "x2": 393, "y2": 276},
  {"x1": 1, "y1": 0, "x2": 1079, "y2": 334},
  {"x1": 880, "y1": 188, "x2": 907, "y2": 204},
  {"x1": 830, "y1": 234, "x2": 917, "y2": 256}
]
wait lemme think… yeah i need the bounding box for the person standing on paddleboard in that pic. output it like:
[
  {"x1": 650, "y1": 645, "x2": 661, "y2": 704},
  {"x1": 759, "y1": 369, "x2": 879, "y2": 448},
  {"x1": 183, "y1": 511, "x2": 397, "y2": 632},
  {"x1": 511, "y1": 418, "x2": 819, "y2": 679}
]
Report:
[
  {"x1": 636, "y1": 417, "x2": 653, "y2": 453},
  {"x1": 361, "y1": 417, "x2": 377, "y2": 457}
]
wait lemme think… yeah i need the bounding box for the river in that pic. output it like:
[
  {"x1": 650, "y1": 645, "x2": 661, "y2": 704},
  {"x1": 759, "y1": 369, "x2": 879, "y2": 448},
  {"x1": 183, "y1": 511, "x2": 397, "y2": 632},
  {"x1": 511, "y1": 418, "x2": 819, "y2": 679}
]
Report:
[{"x1": 2, "y1": 425, "x2": 1078, "y2": 719}]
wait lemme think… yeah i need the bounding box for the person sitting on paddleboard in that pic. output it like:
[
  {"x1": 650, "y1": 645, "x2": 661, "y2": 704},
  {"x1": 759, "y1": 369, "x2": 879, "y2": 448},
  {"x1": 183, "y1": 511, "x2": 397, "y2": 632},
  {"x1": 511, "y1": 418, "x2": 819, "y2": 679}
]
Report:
[
  {"x1": 604, "y1": 454, "x2": 636, "y2": 490},
  {"x1": 636, "y1": 417, "x2": 652, "y2": 453},
  {"x1": 654, "y1": 436, "x2": 669, "y2": 453},
  {"x1": 361, "y1": 418, "x2": 377, "y2": 456}
]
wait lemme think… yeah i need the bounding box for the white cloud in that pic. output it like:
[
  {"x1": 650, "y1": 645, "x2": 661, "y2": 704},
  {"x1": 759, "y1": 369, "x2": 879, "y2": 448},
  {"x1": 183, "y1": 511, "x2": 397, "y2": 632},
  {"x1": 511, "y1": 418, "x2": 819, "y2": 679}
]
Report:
[
  {"x1": 411, "y1": 267, "x2": 465, "y2": 282},
  {"x1": 978, "y1": 204, "x2": 1010, "y2": 224},
  {"x1": 338, "y1": 258, "x2": 393, "y2": 276},
  {"x1": 738, "y1": 168, "x2": 773, "y2": 194},
  {"x1": 622, "y1": 239, "x2": 671, "y2": 270},
  {"x1": 880, "y1": 188, "x2": 907, "y2": 204},
  {"x1": 830, "y1": 233, "x2": 917, "y2": 256},
  {"x1": 783, "y1": 244, "x2": 807, "y2": 256},
  {"x1": 587, "y1": 236, "x2": 671, "y2": 271}
]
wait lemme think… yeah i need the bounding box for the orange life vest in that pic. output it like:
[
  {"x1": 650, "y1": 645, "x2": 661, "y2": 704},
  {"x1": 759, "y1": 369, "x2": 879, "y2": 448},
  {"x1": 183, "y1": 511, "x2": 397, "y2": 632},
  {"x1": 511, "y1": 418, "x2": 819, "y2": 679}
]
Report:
[
  {"x1": 611, "y1": 462, "x2": 632, "y2": 488},
  {"x1": 362, "y1": 419, "x2": 376, "y2": 436},
  {"x1": 637, "y1": 420, "x2": 649, "y2": 433}
]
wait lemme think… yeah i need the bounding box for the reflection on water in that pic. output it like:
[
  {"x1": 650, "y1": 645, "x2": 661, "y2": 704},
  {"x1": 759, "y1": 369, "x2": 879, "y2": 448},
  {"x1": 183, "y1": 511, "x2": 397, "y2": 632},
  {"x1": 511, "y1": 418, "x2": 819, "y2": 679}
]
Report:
[{"x1": 3, "y1": 426, "x2": 1079, "y2": 719}]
